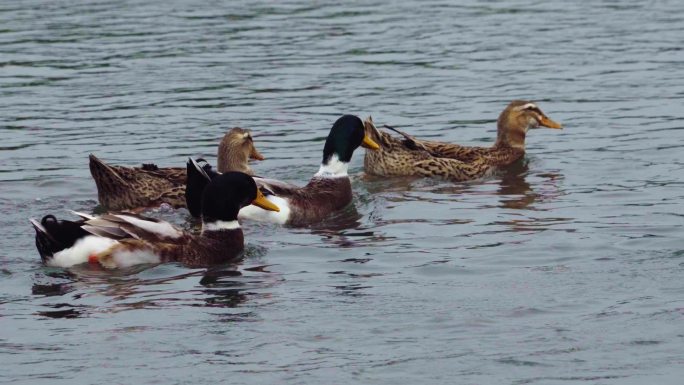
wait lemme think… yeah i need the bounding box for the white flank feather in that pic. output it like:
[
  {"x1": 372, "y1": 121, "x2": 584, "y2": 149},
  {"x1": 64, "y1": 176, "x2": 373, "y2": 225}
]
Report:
[
  {"x1": 238, "y1": 195, "x2": 291, "y2": 224},
  {"x1": 315, "y1": 154, "x2": 349, "y2": 178},
  {"x1": 109, "y1": 249, "x2": 161, "y2": 268},
  {"x1": 70, "y1": 210, "x2": 96, "y2": 220},
  {"x1": 50, "y1": 236, "x2": 118, "y2": 268},
  {"x1": 114, "y1": 215, "x2": 183, "y2": 239}
]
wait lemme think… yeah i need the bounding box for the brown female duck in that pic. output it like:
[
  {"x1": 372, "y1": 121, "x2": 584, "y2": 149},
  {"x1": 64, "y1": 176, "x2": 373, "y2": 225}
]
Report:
[
  {"x1": 364, "y1": 100, "x2": 562, "y2": 181},
  {"x1": 30, "y1": 171, "x2": 279, "y2": 269},
  {"x1": 89, "y1": 127, "x2": 264, "y2": 211}
]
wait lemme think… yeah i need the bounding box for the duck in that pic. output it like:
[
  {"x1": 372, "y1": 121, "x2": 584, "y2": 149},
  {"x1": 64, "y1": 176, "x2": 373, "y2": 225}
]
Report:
[
  {"x1": 363, "y1": 100, "x2": 562, "y2": 181},
  {"x1": 30, "y1": 171, "x2": 280, "y2": 269},
  {"x1": 186, "y1": 115, "x2": 380, "y2": 226},
  {"x1": 89, "y1": 127, "x2": 264, "y2": 211}
]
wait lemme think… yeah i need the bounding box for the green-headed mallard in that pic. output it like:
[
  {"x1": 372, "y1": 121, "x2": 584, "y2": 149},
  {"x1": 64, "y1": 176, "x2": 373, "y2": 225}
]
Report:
[
  {"x1": 89, "y1": 127, "x2": 263, "y2": 211},
  {"x1": 30, "y1": 171, "x2": 279, "y2": 269},
  {"x1": 186, "y1": 115, "x2": 380, "y2": 226},
  {"x1": 364, "y1": 100, "x2": 562, "y2": 180}
]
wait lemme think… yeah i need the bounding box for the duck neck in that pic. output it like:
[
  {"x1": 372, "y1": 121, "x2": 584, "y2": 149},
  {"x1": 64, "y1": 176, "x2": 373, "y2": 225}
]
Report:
[
  {"x1": 315, "y1": 153, "x2": 349, "y2": 178},
  {"x1": 217, "y1": 146, "x2": 252, "y2": 174},
  {"x1": 494, "y1": 121, "x2": 527, "y2": 152}
]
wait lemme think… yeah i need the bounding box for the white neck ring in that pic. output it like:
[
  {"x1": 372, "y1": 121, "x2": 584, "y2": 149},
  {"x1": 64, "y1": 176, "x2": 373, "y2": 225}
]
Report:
[
  {"x1": 315, "y1": 154, "x2": 349, "y2": 178},
  {"x1": 202, "y1": 220, "x2": 241, "y2": 233}
]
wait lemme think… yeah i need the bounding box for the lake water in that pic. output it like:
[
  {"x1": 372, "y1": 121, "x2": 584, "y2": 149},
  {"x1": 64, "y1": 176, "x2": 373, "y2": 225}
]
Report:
[{"x1": 1, "y1": 1, "x2": 683, "y2": 384}]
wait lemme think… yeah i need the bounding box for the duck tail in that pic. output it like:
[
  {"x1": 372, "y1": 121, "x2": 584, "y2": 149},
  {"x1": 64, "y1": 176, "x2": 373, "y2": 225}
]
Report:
[
  {"x1": 88, "y1": 154, "x2": 132, "y2": 208},
  {"x1": 185, "y1": 157, "x2": 215, "y2": 217},
  {"x1": 30, "y1": 215, "x2": 89, "y2": 263}
]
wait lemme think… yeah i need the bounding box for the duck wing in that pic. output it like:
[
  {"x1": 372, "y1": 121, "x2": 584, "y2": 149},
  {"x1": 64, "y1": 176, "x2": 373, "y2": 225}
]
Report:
[
  {"x1": 414, "y1": 139, "x2": 491, "y2": 163},
  {"x1": 367, "y1": 119, "x2": 490, "y2": 162},
  {"x1": 381, "y1": 124, "x2": 432, "y2": 152},
  {"x1": 253, "y1": 177, "x2": 301, "y2": 197},
  {"x1": 81, "y1": 213, "x2": 185, "y2": 244},
  {"x1": 412, "y1": 157, "x2": 494, "y2": 181}
]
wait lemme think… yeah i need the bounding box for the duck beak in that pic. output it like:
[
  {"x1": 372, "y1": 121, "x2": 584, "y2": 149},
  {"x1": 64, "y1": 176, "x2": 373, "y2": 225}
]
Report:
[
  {"x1": 361, "y1": 134, "x2": 380, "y2": 150},
  {"x1": 539, "y1": 115, "x2": 563, "y2": 129},
  {"x1": 251, "y1": 189, "x2": 280, "y2": 212},
  {"x1": 250, "y1": 147, "x2": 265, "y2": 161}
]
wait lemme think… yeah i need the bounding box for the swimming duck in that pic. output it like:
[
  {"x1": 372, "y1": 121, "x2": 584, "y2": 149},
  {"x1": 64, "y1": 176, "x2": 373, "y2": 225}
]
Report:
[
  {"x1": 186, "y1": 115, "x2": 380, "y2": 226},
  {"x1": 363, "y1": 100, "x2": 562, "y2": 180},
  {"x1": 89, "y1": 127, "x2": 264, "y2": 211},
  {"x1": 30, "y1": 171, "x2": 280, "y2": 269}
]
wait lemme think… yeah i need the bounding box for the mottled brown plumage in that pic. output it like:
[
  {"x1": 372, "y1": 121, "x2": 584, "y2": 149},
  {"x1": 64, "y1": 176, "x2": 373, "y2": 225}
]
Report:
[
  {"x1": 363, "y1": 100, "x2": 562, "y2": 181},
  {"x1": 89, "y1": 127, "x2": 264, "y2": 211}
]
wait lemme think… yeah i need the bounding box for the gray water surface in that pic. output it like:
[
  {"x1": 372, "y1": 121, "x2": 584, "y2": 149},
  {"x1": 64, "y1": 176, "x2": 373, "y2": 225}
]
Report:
[{"x1": 1, "y1": 1, "x2": 684, "y2": 384}]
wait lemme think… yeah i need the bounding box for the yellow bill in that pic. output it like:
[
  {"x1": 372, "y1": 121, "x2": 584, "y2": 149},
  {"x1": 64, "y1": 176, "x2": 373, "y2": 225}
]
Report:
[
  {"x1": 251, "y1": 189, "x2": 279, "y2": 212},
  {"x1": 361, "y1": 134, "x2": 380, "y2": 150}
]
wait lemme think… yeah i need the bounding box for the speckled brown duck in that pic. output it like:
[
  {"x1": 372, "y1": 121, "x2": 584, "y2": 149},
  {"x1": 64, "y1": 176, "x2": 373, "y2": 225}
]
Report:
[
  {"x1": 30, "y1": 172, "x2": 280, "y2": 269},
  {"x1": 185, "y1": 115, "x2": 380, "y2": 227},
  {"x1": 89, "y1": 127, "x2": 264, "y2": 211},
  {"x1": 363, "y1": 100, "x2": 562, "y2": 181}
]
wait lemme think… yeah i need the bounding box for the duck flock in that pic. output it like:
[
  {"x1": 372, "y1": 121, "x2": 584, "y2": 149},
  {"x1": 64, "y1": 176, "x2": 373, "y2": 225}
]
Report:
[{"x1": 30, "y1": 100, "x2": 561, "y2": 270}]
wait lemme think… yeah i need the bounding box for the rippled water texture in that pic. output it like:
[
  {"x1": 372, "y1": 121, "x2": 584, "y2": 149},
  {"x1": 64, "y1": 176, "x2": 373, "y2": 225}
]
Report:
[{"x1": 2, "y1": 1, "x2": 684, "y2": 384}]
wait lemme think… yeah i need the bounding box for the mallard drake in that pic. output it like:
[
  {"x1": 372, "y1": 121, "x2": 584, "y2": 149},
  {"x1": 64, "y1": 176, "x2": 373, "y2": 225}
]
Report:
[
  {"x1": 89, "y1": 127, "x2": 264, "y2": 211},
  {"x1": 363, "y1": 100, "x2": 562, "y2": 180},
  {"x1": 30, "y1": 171, "x2": 280, "y2": 269},
  {"x1": 186, "y1": 115, "x2": 380, "y2": 226}
]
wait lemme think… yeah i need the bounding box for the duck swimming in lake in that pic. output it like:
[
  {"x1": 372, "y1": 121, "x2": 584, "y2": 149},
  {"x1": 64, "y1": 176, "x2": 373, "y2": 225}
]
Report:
[
  {"x1": 186, "y1": 115, "x2": 380, "y2": 226},
  {"x1": 89, "y1": 127, "x2": 264, "y2": 211},
  {"x1": 30, "y1": 171, "x2": 279, "y2": 269},
  {"x1": 363, "y1": 100, "x2": 562, "y2": 181}
]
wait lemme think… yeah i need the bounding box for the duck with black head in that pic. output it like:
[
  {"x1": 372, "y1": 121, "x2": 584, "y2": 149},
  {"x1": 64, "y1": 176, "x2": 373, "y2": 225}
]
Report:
[
  {"x1": 186, "y1": 115, "x2": 380, "y2": 227},
  {"x1": 363, "y1": 100, "x2": 562, "y2": 181},
  {"x1": 30, "y1": 171, "x2": 279, "y2": 269}
]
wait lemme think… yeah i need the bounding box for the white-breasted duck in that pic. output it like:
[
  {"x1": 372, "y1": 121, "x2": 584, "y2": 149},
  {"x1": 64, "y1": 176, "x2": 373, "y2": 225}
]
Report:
[
  {"x1": 186, "y1": 115, "x2": 380, "y2": 226},
  {"x1": 30, "y1": 171, "x2": 279, "y2": 269}
]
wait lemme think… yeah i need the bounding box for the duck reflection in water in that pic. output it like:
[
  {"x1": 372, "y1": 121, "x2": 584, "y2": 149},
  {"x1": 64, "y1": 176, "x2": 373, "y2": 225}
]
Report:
[
  {"x1": 308, "y1": 203, "x2": 368, "y2": 248},
  {"x1": 32, "y1": 263, "x2": 278, "y2": 319},
  {"x1": 495, "y1": 159, "x2": 564, "y2": 210}
]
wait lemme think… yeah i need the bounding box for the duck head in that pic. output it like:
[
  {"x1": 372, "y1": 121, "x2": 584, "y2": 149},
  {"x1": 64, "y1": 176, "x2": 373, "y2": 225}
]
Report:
[
  {"x1": 317, "y1": 115, "x2": 380, "y2": 177},
  {"x1": 201, "y1": 172, "x2": 279, "y2": 231},
  {"x1": 495, "y1": 100, "x2": 562, "y2": 150},
  {"x1": 217, "y1": 127, "x2": 264, "y2": 174}
]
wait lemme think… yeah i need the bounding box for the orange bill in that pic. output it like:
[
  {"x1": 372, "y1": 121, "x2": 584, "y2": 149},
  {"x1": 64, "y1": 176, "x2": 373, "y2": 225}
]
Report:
[
  {"x1": 361, "y1": 134, "x2": 380, "y2": 150},
  {"x1": 250, "y1": 146, "x2": 265, "y2": 161},
  {"x1": 251, "y1": 189, "x2": 279, "y2": 212},
  {"x1": 539, "y1": 115, "x2": 563, "y2": 129}
]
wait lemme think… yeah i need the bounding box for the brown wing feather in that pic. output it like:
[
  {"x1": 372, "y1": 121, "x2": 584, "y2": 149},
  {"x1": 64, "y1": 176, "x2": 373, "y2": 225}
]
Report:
[
  {"x1": 412, "y1": 158, "x2": 494, "y2": 181},
  {"x1": 82, "y1": 213, "x2": 185, "y2": 244},
  {"x1": 89, "y1": 154, "x2": 188, "y2": 210}
]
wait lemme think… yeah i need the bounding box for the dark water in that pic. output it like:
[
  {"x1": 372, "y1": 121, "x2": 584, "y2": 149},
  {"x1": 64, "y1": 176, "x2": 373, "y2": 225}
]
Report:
[{"x1": 2, "y1": 1, "x2": 683, "y2": 384}]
